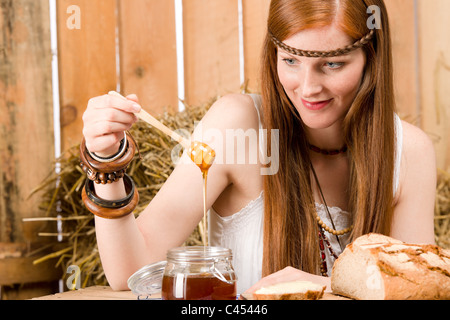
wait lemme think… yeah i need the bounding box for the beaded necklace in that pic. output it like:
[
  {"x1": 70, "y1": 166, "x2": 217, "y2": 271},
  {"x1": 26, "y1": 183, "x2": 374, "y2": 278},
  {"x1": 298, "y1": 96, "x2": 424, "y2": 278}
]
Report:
[
  {"x1": 310, "y1": 164, "x2": 353, "y2": 277},
  {"x1": 308, "y1": 144, "x2": 348, "y2": 156}
]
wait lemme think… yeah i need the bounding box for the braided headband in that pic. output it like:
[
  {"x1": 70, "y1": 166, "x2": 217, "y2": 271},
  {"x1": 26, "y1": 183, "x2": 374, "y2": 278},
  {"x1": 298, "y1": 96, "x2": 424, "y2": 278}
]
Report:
[{"x1": 269, "y1": 29, "x2": 375, "y2": 58}]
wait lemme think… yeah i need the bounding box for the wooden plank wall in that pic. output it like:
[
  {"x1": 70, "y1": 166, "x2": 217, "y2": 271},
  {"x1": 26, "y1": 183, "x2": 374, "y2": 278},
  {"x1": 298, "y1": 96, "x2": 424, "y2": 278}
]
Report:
[
  {"x1": 118, "y1": 0, "x2": 179, "y2": 114},
  {"x1": 382, "y1": 0, "x2": 450, "y2": 172},
  {"x1": 57, "y1": 0, "x2": 272, "y2": 151},
  {"x1": 0, "y1": 0, "x2": 449, "y2": 298},
  {"x1": 0, "y1": 0, "x2": 55, "y2": 245},
  {"x1": 183, "y1": 0, "x2": 241, "y2": 105},
  {"x1": 418, "y1": 0, "x2": 450, "y2": 172},
  {"x1": 0, "y1": 0, "x2": 58, "y2": 299},
  {"x1": 384, "y1": 0, "x2": 419, "y2": 122},
  {"x1": 57, "y1": 0, "x2": 117, "y2": 151}
]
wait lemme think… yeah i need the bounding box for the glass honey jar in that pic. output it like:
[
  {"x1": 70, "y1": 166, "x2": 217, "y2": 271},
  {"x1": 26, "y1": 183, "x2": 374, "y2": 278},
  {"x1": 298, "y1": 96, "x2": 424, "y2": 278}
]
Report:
[{"x1": 128, "y1": 246, "x2": 237, "y2": 300}]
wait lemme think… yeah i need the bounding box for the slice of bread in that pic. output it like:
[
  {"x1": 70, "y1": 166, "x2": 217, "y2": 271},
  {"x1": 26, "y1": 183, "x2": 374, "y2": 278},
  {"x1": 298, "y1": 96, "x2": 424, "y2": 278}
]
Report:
[
  {"x1": 331, "y1": 233, "x2": 450, "y2": 300},
  {"x1": 253, "y1": 280, "x2": 326, "y2": 300}
]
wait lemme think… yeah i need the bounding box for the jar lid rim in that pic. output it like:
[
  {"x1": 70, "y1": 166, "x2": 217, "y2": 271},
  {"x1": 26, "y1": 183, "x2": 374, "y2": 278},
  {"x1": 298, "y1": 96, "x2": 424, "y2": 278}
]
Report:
[
  {"x1": 167, "y1": 246, "x2": 232, "y2": 261},
  {"x1": 127, "y1": 260, "x2": 167, "y2": 298}
]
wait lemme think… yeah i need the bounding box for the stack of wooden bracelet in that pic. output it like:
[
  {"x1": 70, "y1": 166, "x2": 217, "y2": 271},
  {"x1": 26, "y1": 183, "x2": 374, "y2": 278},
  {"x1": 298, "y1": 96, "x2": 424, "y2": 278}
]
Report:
[{"x1": 80, "y1": 132, "x2": 139, "y2": 219}]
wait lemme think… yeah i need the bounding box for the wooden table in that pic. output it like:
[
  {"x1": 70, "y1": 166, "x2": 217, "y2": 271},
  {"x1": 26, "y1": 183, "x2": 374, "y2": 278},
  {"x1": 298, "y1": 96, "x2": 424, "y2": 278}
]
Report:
[
  {"x1": 33, "y1": 286, "x2": 349, "y2": 300},
  {"x1": 33, "y1": 286, "x2": 140, "y2": 300}
]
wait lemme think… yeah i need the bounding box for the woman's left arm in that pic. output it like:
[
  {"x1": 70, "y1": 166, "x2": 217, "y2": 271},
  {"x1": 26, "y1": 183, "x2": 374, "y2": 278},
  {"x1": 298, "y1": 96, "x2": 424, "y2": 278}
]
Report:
[{"x1": 390, "y1": 121, "x2": 437, "y2": 244}]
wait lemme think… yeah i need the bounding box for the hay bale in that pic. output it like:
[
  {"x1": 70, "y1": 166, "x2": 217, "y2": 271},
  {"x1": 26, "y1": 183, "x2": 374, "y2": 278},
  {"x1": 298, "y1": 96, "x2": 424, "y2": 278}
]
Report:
[{"x1": 435, "y1": 169, "x2": 450, "y2": 249}]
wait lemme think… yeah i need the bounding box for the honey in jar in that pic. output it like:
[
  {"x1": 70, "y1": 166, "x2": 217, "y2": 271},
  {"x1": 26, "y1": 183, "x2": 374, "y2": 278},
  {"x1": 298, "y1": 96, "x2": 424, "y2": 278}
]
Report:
[
  {"x1": 161, "y1": 273, "x2": 236, "y2": 300},
  {"x1": 161, "y1": 246, "x2": 236, "y2": 300}
]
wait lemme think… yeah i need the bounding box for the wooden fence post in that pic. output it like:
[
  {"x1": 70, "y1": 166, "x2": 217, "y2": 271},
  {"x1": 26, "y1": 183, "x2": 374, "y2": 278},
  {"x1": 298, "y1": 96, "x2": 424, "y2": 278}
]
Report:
[
  {"x1": 57, "y1": 0, "x2": 118, "y2": 152},
  {"x1": 183, "y1": 0, "x2": 241, "y2": 106},
  {"x1": 119, "y1": 0, "x2": 179, "y2": 115},
  {"x1": 418, "y1": 0, "x2": 450, "y2": 172},
  {"x1": 242, "y1": 0, "x2": 270, "y2": 92},
  {"x1": 0, "y1": 0, "x2": 60, "y2": 299}
]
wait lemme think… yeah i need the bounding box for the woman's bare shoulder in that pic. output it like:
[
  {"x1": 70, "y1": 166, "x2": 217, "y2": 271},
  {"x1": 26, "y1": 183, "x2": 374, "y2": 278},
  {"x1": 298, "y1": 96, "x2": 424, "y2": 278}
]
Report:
[
  {"x1": 400, "y1": 120, "x2": 435, "y2": 159},
  {"x1": 399, "y1": 120, "x2": 436, "y2": 186},
  {"x1": 392, "y1": 120, "x2": 436, "y2": 243},
  {"x1": 200, "y1": 93, "x2": 260, "y2": 131}
]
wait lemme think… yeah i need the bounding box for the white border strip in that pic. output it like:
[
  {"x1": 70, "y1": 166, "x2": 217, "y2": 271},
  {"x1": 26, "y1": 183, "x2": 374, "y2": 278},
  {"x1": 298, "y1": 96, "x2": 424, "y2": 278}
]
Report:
[
  {"x1": 238, "y1": 0, "x2": 245, "y2": 89},
  {"x1": 175, "y1": 0, "x2": 185, "y2": 112},
  {"x1": 49, "y1": 0, "x2": 63, "y2": 247},
  {"x1": 49, "y1": 0, "x2": 61, "y2": 164}
]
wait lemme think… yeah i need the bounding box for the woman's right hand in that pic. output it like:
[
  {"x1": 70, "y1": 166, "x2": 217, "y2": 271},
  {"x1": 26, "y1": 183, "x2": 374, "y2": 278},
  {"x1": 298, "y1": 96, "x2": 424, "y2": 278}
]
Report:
[{"x1": 82, "y1": 93, "x2": 142, "y2": 157}]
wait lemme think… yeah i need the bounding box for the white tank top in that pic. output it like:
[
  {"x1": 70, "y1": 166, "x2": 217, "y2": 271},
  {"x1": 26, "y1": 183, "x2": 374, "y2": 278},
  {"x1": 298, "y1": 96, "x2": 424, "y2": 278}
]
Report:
[{"x1": 209, "y1": 94, "x2": 403, "y2": 294}]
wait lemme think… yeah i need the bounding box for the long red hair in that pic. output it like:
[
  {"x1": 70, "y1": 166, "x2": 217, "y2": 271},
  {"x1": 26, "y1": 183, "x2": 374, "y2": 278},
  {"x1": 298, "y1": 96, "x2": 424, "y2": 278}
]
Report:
[{"x1": 261, "y1": 0, "x2": 396, "y2": 276}]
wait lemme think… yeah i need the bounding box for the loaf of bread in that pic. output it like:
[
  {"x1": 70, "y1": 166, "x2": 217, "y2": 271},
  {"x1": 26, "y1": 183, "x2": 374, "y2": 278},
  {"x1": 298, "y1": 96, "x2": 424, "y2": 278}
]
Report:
[
  {"x1": 253, "y1": 280, "x2": 326, "y2": 300},
  {"x1": 331, "y1": 233, "x2": 450, "y2": 300}
]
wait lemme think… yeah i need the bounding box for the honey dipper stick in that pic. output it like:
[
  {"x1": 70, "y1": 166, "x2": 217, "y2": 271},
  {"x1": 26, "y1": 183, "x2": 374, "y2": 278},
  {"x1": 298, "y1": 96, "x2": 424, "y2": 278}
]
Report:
[{"x1": 108, "y1": 91, "x2": 191, "y2": 149}]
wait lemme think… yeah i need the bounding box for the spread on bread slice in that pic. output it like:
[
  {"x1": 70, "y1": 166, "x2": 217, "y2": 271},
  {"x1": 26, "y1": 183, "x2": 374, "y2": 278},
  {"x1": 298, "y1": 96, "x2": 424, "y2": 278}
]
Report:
[{"x1": 253, "y1": 280, "x2": 326, "y2": 300}]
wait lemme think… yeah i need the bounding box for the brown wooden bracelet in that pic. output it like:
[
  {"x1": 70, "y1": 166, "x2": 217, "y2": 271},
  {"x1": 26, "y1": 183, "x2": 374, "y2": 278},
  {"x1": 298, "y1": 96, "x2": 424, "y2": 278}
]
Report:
[
  {"x1": 80, "y1": 164, "x2": 126, "y2": 184},
  {"x1": 84, "y1": 174, "x2": 136, "y2": 208},
  {"x1": 81, "y1": 174, "x2": 139, "y2": 219},
  {"x1": 80, "y1": 132, "x2": 137, "y2": 184}
]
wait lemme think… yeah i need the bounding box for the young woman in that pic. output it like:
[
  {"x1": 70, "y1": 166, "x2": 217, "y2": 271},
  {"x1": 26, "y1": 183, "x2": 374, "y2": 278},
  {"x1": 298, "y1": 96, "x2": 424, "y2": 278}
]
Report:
[{"x1": 81, "y1": 0, "x2": 436, "y2": 294}]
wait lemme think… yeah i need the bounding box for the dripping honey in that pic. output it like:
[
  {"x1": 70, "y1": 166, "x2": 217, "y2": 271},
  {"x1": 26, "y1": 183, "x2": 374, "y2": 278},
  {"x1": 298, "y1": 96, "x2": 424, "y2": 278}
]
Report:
[
  {"x1": 189, "y1": 141, "x2": 215, "y2": 173},
  {"x1": 189, "y1": 142, "x2": 216, "y2": 247}
]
